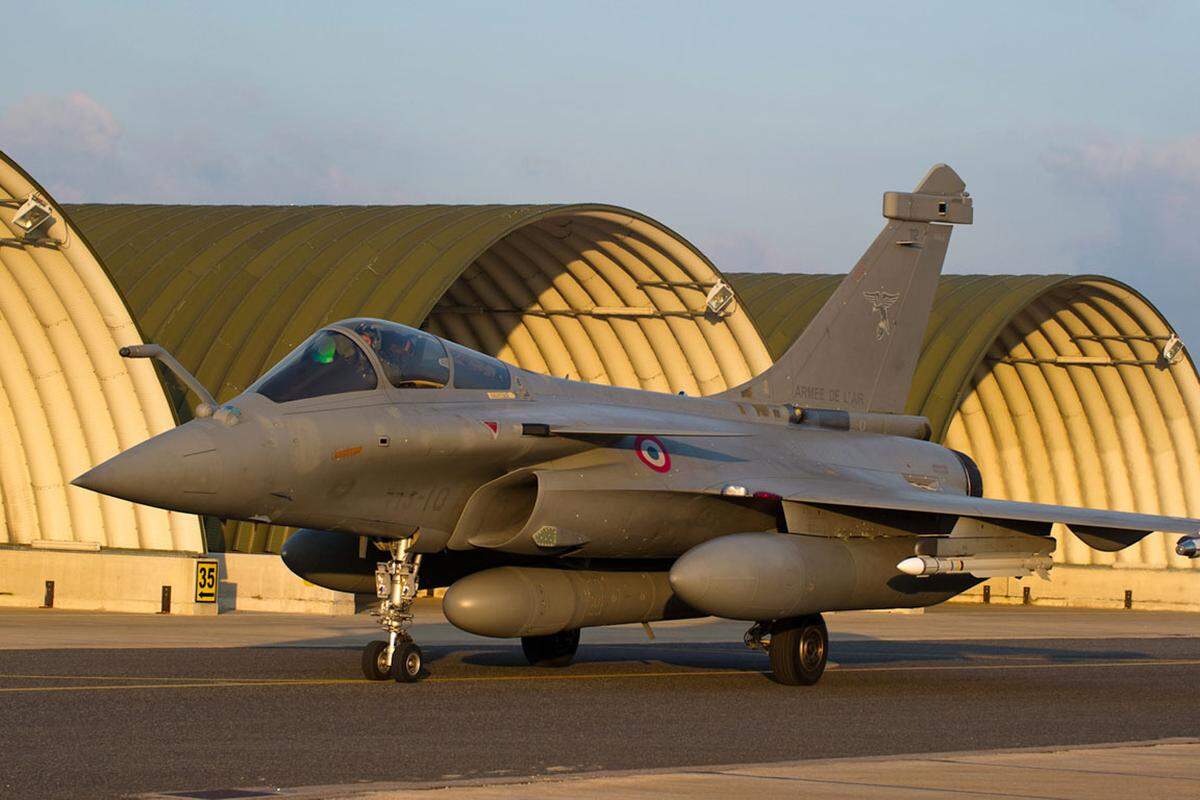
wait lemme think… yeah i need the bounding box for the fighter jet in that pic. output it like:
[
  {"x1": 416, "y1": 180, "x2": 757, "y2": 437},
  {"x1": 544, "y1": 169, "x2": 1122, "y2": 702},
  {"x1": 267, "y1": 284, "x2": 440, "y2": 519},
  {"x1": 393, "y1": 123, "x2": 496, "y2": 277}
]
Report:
[{"x1": 74, "y1": 164, "x2": 1200, "y2": 685}]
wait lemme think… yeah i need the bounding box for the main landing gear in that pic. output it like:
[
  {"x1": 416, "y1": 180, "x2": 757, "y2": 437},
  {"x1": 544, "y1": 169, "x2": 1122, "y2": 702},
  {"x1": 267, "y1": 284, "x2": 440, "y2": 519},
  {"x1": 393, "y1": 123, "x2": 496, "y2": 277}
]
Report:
[
  {"x1": 521, "y1": 628, "x2": 580, "y2": 667},
  {"x1": 363, "y1": 538, "x2": 424, "y2": 683},
  {"x1": 746, "y1": 613, "x2": 829, "y2": 686}
]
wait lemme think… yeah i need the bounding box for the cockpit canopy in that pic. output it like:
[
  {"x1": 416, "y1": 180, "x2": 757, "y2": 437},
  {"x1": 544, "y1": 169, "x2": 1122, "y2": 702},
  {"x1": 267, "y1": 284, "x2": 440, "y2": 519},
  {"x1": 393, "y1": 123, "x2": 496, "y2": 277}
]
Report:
[
  {"x1": 249, "y1": 318, "x2": 510, "y2": 403},
  {"x1": 349, "y1": 318, "x2": 450, "y2": 389},
  {"x1": 251, "y1": 329, "x2": 378, "y2": 403}
]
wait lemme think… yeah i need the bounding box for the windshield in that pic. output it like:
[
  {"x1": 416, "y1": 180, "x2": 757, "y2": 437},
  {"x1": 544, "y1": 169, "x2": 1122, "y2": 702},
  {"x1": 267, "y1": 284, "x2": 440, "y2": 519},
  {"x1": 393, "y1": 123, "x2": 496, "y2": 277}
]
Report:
[
  {"x1": 347, "y1": 319, "x2": 449, "y2": 389},
  {"x1": 251, "y1": 330, "x2": 378, "y2": 403}
]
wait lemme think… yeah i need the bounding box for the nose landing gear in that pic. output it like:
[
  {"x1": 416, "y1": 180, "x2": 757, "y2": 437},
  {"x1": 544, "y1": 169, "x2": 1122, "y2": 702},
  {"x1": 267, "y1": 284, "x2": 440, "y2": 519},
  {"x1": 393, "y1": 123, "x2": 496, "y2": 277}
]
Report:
[{"x1": 363, "y1": 538, "x2": 424, "y2": 683}]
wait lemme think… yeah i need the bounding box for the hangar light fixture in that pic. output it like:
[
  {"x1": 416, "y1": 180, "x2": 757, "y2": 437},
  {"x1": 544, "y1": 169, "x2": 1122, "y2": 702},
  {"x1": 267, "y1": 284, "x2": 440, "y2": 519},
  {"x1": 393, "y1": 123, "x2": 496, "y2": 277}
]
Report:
[
  {"x1": 705, "y1": 280, "x2": 735, "y2": 317},
  {"x1": 11, "y1": 193, "x2": 54, "y2": 237},
  {"x1": 1163, "y1": 333, "x2": 1184, "y2": 365}
]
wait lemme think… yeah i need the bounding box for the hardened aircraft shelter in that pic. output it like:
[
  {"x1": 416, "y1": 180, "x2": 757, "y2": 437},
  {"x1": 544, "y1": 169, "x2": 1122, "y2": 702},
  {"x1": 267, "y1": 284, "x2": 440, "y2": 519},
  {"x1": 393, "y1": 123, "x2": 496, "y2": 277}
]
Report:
[{"x1": 0, "y1": 148, "x2": 1195, "y2": 613}]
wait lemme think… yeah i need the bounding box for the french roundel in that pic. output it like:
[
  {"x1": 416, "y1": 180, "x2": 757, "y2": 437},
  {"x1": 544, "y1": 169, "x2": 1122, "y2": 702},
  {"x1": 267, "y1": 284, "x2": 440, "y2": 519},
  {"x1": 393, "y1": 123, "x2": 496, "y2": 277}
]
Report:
[{"x1": 635, "y1": 435, "x2": 671, "y2": 473}]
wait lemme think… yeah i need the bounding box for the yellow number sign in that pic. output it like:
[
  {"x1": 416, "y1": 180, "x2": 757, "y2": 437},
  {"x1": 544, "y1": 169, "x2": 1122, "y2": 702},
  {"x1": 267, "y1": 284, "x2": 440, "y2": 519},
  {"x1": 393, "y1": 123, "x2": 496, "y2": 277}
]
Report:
[{"x1": 195, "y1": 559, "x2": 218, "y2": 603}]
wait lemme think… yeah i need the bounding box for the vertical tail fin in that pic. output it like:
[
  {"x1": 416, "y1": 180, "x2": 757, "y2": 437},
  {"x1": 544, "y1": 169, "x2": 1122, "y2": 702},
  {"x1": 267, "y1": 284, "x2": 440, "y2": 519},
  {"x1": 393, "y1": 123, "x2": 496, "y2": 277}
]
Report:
[{"x1": 723, "y1": 163, "x2": 972, "y2": 413}]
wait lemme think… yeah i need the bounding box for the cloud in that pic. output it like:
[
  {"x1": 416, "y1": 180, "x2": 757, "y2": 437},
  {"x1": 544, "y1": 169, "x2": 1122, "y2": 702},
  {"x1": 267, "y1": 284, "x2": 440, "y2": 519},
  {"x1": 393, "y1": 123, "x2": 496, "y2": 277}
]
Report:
[
  {"x1": 1043, "y1": 135, "x2": 1200, "y2": 348},
  {"x1": 699, "y1": 229, "x2": 794, "y2": 274},
  {"x1": 0, "y1": 92, "x2": 411, "y2": 204},
  {"x1": 0, "y1": 92, "x2": 121, "y2": 157},
  {"x1": 1048, "y1": 138, "x2": 1200, "y2": 184},
  {"x1": 1044, "y1": 136, "x2": 1200, "y2": 262},
  {"x1": 0, "y1": 92, "x2": 123, "y2": 201}
]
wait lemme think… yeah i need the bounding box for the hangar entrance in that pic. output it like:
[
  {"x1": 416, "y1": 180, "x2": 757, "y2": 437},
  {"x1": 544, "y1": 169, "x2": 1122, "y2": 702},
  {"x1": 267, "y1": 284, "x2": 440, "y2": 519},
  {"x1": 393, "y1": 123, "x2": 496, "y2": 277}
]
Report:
[
  {"x1": 730, "y1": 272, "x2": 1200, "y2": 572},
  {"x1": 942, "y1": 278, "x2": 1200, "y2": 569},
  {"x1": 423, "y1": 211, "x2": 770, "y2": 396},
  {"x1": 63, "y1": 202, "x2": 774, "y2": 554}
]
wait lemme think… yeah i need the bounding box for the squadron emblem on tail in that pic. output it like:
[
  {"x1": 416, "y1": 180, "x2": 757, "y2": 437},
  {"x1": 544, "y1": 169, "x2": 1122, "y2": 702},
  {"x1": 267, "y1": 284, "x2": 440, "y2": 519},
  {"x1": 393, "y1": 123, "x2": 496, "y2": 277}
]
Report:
[{"x1": 863, "y1": 290, "x2": 901, "y2": 340}]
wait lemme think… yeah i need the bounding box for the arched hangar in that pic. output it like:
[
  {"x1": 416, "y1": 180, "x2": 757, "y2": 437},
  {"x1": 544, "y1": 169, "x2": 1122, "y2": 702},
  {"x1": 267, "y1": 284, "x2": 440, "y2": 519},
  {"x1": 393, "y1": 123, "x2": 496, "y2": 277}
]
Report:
[
  {"x1": 0, "y1": 152, "x2": 200, "y2": 552},
  {"x1": 0, "y1": 149, "x2": 1195, "y2": 596},
  {"x1": 61, "y1": 201, "x2": 773, "y2": 552},
  {"x1": 731, "y1": 272, "x2": 1200, "y2": 571}
]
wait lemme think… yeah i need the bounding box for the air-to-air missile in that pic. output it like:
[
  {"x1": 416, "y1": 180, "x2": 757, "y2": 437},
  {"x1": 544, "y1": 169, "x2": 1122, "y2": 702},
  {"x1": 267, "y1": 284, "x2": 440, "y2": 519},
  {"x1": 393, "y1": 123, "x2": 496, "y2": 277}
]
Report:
[{"x1": 74, "y1": 164, "x2": 1200, "y2": 686}]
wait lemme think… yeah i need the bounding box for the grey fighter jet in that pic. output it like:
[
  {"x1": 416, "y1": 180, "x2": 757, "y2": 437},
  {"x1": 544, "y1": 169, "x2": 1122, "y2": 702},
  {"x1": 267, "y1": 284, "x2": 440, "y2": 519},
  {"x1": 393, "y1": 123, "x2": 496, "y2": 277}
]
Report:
[{"x1": 74, "y1": 165, "x2": 1200, "y2": 685}]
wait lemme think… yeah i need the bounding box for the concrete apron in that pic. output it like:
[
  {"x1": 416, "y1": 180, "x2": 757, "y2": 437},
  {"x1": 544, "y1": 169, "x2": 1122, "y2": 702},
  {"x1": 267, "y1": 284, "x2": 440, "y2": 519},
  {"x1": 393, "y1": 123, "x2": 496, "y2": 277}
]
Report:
[
  {"x1": 178, "y1": 738, "x2": 1200, "y2": 800},
  {"x1": 0, "y1": 548, "x2": 353, "y2": 615}
]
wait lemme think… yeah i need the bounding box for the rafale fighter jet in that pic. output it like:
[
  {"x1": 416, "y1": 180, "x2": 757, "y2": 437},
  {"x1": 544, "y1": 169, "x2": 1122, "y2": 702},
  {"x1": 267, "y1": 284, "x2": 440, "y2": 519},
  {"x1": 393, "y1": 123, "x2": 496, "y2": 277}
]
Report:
[{"x1": 75, "y1": 164, "x2": 1200, "y2": 685}]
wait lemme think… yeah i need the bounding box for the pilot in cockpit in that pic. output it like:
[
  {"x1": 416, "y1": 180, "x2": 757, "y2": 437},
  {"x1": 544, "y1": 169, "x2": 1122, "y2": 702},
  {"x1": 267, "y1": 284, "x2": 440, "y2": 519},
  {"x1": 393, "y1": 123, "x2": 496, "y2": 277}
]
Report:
[{"x1": 353, "y1": 319, "x2": 447, "y2": 389}]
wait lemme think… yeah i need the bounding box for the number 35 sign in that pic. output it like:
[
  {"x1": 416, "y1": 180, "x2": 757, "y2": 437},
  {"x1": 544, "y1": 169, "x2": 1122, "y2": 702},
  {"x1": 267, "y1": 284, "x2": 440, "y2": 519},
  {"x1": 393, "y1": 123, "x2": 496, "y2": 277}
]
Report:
[{"x1": 195, "y1": 559, "x2": 219, "y2": 603}]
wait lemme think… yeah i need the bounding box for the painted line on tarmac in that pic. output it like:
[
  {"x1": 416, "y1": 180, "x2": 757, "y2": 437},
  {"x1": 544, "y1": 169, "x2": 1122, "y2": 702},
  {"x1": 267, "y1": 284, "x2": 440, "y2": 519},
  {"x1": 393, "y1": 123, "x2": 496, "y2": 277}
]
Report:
[
  {"x1": 2, "y1": 658, "x2": 1199, "y2": 694},
  {"x1": 418, "y1": 657, "x2": 1200, "y2": 684},
  {"x1": 0, "y1": 673, "x2": 289, "y2": 682},
  {"x1": 0, "y1": 678, "x2": 369, "y2": 693}
]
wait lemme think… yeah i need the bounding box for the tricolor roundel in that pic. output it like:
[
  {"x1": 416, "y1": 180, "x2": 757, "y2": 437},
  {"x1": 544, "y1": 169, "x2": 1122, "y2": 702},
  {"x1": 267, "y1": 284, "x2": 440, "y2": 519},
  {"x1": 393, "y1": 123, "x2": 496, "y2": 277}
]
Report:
[{"x1": 635, "y1": 435, "x2": 671, "y2": 473}]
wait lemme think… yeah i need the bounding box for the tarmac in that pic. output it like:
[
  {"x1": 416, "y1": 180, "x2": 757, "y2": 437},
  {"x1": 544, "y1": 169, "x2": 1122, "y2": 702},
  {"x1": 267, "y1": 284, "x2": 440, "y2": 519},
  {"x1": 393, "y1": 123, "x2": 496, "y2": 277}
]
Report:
[
  {"x1": 1, "y1": 601, "x2": 1198, "y2": 799},
  {"x1": 325, "y1": 739, "x2": 1200, "y2": 799}
]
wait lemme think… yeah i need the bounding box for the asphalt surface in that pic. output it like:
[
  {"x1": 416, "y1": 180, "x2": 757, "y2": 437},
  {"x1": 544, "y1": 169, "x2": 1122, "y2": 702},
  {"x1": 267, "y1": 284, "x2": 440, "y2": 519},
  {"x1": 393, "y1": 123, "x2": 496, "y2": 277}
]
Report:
[{"x1": 2, "y1": 629, "x2": 1200, "y2": 799}]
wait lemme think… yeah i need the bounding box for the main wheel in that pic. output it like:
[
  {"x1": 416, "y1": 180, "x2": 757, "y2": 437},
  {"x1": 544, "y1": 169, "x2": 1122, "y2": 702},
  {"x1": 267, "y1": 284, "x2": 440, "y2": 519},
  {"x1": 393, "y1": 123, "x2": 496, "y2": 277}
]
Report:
[
  {"x1": 362, "y1": 640, "x2": 391, "y2": 681},
  {"x1": 393, "y1": 642, "x2": 423, "y2": 683},
  {"x1": 521, "y1": 629, "x2": 580, "y2": 667},
  {"x1": 768, "y1": 614, "x2": 828, "y2": 686}
]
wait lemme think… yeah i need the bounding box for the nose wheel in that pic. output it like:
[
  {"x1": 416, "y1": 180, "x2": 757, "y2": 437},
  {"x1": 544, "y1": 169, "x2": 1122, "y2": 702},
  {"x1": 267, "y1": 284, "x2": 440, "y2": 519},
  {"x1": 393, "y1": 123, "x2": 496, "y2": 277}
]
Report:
[
  {"x1": 393, "y1": 641, "x2": 423, "y2": 682},
  {"x1": 362, "y1": 539, "x2": 425, "y2": 683},
  {"x1": 362, "y1": 638, "x2": 424, "y2": 682},
  {"x1": 362, "y1": 640, "x2": 391, "y2": 681}
]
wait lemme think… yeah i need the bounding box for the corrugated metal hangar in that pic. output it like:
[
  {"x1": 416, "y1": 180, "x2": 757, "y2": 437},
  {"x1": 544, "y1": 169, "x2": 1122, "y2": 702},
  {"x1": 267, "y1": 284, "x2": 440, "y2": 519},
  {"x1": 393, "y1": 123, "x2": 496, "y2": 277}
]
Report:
[
  {"x1": 1, "y1": 149, "x2": 1196, "y2": 605},
  {"x1": 734, "y1": 274, "x2": 1200, "y2": 570},
  {"x1": 0, "y1": 153, "x2": 201, "y2": 552}
]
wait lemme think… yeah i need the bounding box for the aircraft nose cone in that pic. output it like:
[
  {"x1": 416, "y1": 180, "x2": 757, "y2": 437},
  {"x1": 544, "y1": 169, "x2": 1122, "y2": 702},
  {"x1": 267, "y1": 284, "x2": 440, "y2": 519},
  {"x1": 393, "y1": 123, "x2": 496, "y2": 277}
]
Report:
[{"x1": 73, "y1": 424, "x2": 219, "y2": 509}]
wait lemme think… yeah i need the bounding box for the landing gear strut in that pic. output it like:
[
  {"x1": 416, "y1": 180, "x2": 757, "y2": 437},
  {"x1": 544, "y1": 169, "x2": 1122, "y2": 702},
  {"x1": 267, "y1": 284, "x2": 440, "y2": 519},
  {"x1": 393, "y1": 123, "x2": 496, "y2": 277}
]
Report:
[
  {"x1": 363, "y1": 538, "x2": 424, "y2": 683},
  {"x1": 747, "y1": 613, "x2": 829, "y2": 686}
]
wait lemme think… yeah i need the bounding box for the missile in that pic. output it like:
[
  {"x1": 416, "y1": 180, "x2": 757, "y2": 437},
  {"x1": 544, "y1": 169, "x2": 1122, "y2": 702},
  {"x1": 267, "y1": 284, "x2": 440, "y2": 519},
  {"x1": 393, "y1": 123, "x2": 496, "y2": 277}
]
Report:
[
  {"x1": 897, "y1": 554, "x2": 1053, "y2": 578},
  {"x1": 1177, "y1": 535, "x2": 1200, "y2": 559}
]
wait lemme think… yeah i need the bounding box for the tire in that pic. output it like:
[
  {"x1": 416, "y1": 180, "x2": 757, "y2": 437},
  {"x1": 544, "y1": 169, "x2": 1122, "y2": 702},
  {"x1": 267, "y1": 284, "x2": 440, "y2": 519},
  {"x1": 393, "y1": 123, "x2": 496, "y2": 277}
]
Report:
[
  {"x1": 521, "y1": 629, "x2": 581, "y2": 668},
  {"x1": 362, "y1": 640, "x2": 391, "y2": 681},
  {"x1": 393, "y1": 642, "x2": 423, "y2": 683},
  {"x1": 768, "y1": 614, "x2": 828, "y2": 686}
]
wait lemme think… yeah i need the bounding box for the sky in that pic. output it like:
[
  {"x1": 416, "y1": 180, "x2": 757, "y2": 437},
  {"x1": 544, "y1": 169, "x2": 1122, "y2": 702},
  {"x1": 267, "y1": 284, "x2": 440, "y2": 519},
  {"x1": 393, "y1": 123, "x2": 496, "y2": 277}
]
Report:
[{"x1": 2, "y1": 1, "x2": 1197, "y2": 348}]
